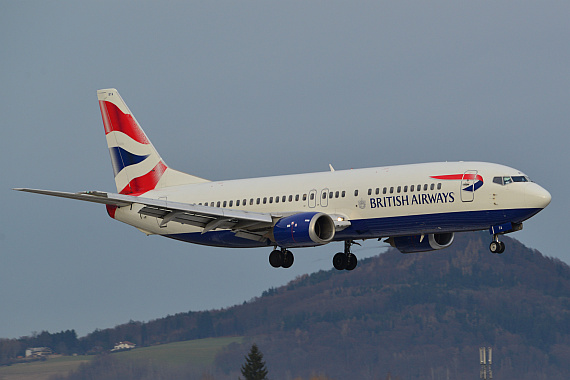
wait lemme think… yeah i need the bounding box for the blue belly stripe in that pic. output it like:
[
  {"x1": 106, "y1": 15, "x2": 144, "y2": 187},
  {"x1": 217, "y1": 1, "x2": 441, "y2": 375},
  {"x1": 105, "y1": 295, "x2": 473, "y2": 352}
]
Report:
[{"x1": 164, "y1": 207, "x2": 542, "y2": 249}]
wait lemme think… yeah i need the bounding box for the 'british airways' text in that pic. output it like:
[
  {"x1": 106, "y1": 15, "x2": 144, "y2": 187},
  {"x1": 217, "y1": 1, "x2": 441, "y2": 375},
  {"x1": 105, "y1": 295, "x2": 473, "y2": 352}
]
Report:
[{"x1": 370, "y1": 192, "x2": 455, "y2": 208}]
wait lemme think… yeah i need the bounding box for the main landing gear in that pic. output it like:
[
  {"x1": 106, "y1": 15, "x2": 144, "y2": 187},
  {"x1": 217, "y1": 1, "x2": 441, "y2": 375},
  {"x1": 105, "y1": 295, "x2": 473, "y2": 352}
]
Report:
[
  {"x1": 333, "y1": 240, "x2": 359, "y2": 271},
  {"x1": 269, "y1": 248, "x2": 294, "y2": 268},
  {"x1": 268, "y1": 240, "x2": 360, "y2": 270},
  {"x1": 489, "y1": 235, "x2": 506, "y2": 254}
]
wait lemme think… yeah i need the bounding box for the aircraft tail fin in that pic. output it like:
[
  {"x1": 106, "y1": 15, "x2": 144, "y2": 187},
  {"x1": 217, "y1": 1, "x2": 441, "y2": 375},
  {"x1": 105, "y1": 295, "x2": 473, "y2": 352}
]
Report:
[{"x1": 97, "y1": 89, "x2": 209, "y2": 194}]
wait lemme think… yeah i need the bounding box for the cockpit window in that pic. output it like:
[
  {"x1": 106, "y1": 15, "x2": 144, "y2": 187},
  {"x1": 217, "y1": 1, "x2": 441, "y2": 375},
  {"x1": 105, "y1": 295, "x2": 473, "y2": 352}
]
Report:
[
  {"x1": 512, "y1": 176, "x2": 529, "y2": 182},
  {"x1": 493, "y1": 175, "x2": 531, "y2": 185}
]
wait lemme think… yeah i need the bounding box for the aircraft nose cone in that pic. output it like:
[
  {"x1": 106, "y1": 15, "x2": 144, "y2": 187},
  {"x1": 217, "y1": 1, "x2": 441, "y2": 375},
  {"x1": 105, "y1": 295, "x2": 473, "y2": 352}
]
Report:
[{"x1": 525, "y1": 184, "x2": 551, "y2": 209}]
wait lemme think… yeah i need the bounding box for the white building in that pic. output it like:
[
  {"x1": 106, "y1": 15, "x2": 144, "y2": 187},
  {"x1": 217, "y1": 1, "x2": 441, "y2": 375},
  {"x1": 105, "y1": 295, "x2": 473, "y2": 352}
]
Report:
[
  {"x1": 111, "y1": 341, "x2": 136, "y2": 351},
  {"x1": 25, "y1": 347, "x2": 53, "y2": 358}
]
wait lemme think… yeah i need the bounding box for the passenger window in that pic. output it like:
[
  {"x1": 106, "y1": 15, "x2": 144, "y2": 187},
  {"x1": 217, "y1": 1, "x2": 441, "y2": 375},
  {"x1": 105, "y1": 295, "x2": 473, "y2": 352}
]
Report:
[
  {"x1": 424, "y1": 184, "x2": 428, "y2": 191},
  {"x1": 341, "y1": 191, "x2": 346, "y2": 197},
  {"x1": 256, "y1": 198, "x2": 261, "y2": 205},
  {"x1": 263, "y1": 197, "x2": 267, "y2": 204},
  {"x1": 410, "y1": 185, "x2": 414, "y2": 192},
  {"x1": 282, "y1": 195, "x2": 286, "y2": 202},
  {"x1": 368, "y1": 188, "x2": 372, "y2": 195},
  {"x1": 335, "y1": 191, "x2": 339, "y2": 198},
  {"x1": 397, "y1": 186, "x2": 401, "y2": 193},
  {"x1": 303, "y1": 194, "x2": 307, "y2": 201},
  {"x1": 223, "y1": 201, "x2": 227, "y2": 207},
  {"x1": 243, "y1": 199, "x2": 247, "y2": 206},
  {"x1": 289, "y1": 195, "x2": 293, "y2": 202},
  {"x1": 216, "y1": 201, "x2": 221, "y2": 207},
  {"x1": 236, "y1": 200, "x2": 240, "y2": 207},
  {"x1": 229, "y1": 200, "x2": 233, "y2": 207},
  {"x1": 210, "y1": 202, "x2": 214, "y2": 207},
  {"x1": 296, "y1": 194, "x2": 300, "y2": 201},
  {"x1": 354, "y1": 190, "x2": 359, "y2": 196},
  {"x1": 390, "y1": 187, "x2": 394, "y2": 194},
  {"x1": 322, "y1": 192, "x2": 327, "y2": 199},
  {"x1": 404, "y1": 185, "x2": 408, "y2": 192},
  {"x1": 437, "y1": 183, "x2": 441, "y2": 190},
  {"x1": 269, "y1": 197, "x2": 273, "y2": 203},
  {"x1": 430, "y1": 184, "x2": 435, "y2": 191},
  {"x1": 250, "y1": 199, "x2": 254, "y2": 205},
  {"x1": 383, "y1": 187, "x2": 387, "y2": 194},
  {"x1": 275, "y1": 196, "x2": 279, "y2": 203},
  {"x1": 310, "y1": 193, "x2": 315, "y2": 200}
]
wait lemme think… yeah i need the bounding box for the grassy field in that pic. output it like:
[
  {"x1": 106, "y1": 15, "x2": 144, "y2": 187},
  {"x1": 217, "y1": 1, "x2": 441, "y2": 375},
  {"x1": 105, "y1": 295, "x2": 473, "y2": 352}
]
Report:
[
  {"x1": 112, "y1": 336, "x2": 243, "y2": 367},
  {"x1": 0, "y1": 336, "x2": 243, "y2": 380},
  {"x1": 0, "y1": 356, "x2": 91, "y2": 380}
]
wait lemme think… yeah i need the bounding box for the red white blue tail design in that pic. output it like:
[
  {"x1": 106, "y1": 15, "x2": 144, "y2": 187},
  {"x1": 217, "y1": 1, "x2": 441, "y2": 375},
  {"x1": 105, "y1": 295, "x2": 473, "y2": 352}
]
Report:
[{"x1": 98, "y1": 89, "x2": 208, "y2": 194}]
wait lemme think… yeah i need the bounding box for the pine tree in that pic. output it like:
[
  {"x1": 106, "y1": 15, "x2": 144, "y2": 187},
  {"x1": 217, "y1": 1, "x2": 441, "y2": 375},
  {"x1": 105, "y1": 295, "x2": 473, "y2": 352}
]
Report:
[{"x1": 240, "y1": 343, "x2": 269, "y2": 380}]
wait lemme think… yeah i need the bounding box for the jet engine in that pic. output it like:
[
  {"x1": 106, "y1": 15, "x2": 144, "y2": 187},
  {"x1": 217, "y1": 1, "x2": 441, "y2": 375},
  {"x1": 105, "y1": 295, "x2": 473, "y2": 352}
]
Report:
[
  {"x1": 388, "y1": 232, "x2": 455, "y2": 253},
  {"x1": 273, "y1": 212, "x2": 335, "y2": 248}
]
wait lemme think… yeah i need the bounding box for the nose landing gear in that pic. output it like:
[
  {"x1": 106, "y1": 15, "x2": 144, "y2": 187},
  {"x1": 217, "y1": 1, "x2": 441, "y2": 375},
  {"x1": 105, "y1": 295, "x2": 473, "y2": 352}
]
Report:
[{"x1": 489, "y1": 235, "x2": 506, "y2": 254}]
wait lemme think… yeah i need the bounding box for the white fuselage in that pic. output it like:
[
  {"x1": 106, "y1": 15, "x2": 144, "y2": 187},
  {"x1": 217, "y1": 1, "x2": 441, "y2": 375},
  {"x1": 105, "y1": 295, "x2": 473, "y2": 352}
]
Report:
[{"x1": 112, "y1": 161, "x2": 550, "y2": 248}]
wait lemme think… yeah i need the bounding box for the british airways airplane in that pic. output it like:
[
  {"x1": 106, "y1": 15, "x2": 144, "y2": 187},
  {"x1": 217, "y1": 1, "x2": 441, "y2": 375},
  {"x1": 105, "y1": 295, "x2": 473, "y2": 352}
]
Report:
[{"x1": 16, "y1": 89, "x2": 551, "y2": 270}]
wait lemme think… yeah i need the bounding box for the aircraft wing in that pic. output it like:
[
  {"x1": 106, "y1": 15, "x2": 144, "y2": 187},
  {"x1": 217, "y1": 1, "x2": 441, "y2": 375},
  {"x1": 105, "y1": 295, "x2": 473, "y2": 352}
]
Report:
[
  {"x1": 15, "y1": 188, "x2": 351, "y2": 243},
  {"x1": 14, "y1": 188, "x2": 276, "y2": 242}
]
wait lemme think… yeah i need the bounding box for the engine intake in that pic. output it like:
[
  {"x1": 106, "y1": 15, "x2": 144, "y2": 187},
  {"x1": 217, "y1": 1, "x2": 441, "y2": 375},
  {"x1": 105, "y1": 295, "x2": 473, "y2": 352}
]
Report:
[
  {"x1": 273, "y1": 212, "x2": 335, "y2": 248},
  {"x1": 389, "y1": 232, "x2": 455, "y2": 253}
]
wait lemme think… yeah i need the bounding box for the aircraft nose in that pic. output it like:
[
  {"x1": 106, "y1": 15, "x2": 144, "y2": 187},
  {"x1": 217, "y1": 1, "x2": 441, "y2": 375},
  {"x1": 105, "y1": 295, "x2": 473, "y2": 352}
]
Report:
[{"x1": 525, "y1": 183, "x2": 551, "y2": 209}]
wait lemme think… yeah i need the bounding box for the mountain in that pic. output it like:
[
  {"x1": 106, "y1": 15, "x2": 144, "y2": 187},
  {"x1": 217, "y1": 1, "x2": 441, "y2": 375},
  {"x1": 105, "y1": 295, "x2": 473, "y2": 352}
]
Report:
[
  {"x1": 210, "y1": 232, "x2": 570, "y2": 379},
  {"x1": 3, "y1": 232, "x2": 570, "y2": 379}
]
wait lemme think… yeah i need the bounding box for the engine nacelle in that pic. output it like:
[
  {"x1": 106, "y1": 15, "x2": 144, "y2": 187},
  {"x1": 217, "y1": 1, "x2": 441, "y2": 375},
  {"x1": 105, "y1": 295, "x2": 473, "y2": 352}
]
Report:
[
  {"x1": 273, "y1": 212, "x2": 335, "y2": 248},
  {"x1": 389, "y1": 232, "x2": 455, "y2": 253}
]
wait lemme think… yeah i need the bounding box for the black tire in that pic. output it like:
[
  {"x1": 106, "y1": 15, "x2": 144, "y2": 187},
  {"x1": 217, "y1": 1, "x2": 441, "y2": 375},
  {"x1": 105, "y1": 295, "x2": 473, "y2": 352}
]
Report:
[
  {"x1": 333, "y1": 252, "x2": 347, "y2": 270},
  {"x1": 345, "y1": 253, "x2": 357, "y2": 271},
  {"x1": 497, "y1": 241, "x2": 506, "y2": 254},
  {"x1": 489, "y1": 241, "x2": 499, "y2": 253},
  {"x1": 269, "y1": 250, "x2": 283, "y2": 268},
  {"x1": 282, "y1": 250, "x2": 294, "y2": 268}
]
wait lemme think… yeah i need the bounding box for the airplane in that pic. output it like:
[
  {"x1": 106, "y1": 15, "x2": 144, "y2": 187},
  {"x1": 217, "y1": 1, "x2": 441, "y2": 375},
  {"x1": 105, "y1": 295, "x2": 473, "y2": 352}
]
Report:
[{"x1": 15, "y1": 89, "x2": 552, "y2": 270}]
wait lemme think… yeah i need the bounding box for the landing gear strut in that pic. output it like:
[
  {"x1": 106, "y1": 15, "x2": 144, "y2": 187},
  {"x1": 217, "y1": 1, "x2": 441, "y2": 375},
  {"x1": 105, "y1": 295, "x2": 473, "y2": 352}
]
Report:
[
  {"x1": 489, "y1": 234, "x2": 506, "y2": 254},
  {"x1": 333, "y1": 240, "x2": 358, "y2": 271},
  {"x1": 269, "y1": 248, "x2": 294, "y2": 268}
]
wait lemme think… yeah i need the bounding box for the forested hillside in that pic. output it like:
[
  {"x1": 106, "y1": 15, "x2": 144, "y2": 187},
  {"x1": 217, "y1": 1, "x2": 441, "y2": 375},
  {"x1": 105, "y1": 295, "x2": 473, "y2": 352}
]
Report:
[{"x1": 2, "y1": 232, "x2": 570, "y2": 379}]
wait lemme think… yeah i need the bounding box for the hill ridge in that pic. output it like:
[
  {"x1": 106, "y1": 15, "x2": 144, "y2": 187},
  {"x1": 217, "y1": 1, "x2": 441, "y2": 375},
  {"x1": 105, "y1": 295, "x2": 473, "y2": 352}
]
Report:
[{"x1": 2, "y1": 232, "x2": 570, "y2": 379}]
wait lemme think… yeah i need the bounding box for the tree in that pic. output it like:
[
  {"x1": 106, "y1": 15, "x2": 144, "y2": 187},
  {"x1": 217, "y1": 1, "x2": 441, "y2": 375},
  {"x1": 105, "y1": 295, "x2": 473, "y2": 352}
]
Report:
[{"x1": 240, "y1": 344, "x2": 269, "y2": 380}]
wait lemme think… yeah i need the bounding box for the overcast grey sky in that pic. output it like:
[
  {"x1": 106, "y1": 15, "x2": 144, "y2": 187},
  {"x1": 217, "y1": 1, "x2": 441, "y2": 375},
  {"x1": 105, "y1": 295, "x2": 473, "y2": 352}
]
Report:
[{"x1": 2, "y1": 2, "x2": 568, "y2": 339}]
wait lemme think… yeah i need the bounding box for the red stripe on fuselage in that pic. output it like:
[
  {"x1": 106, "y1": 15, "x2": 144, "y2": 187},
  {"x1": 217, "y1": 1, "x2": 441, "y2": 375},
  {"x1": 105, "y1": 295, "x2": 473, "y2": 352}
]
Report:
[
  {"x1": 99, "y1": 100, "x2": 150, "y2": 144},
  {"x1": 119, "y1": 161, "x2": 168, "y2": 195},
  {"x1": 431, "y1": 174, "x2": 483, "y2": 182}
]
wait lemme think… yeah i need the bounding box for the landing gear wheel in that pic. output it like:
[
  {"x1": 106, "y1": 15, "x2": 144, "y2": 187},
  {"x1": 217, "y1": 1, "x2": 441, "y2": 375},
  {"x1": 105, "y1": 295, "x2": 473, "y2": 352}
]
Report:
[
  {"x1": 333, "y1": 252, "x2": 348, "y2": 270},
  {"x1": 489, "y1": 241, "x2": 506, "y2": 254},
  {"x1": 345, "y1": 253, "x2": 357, "y2": 271},
  {"x1": 269, "y1": 250, "x2": 283, "y2": 268},
  {"x1": 282, "y1": 250, "x2": 294, "y2": 268},
  {"x1": 497, "y1": 241, "x2": 505, "y2": 254}
]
